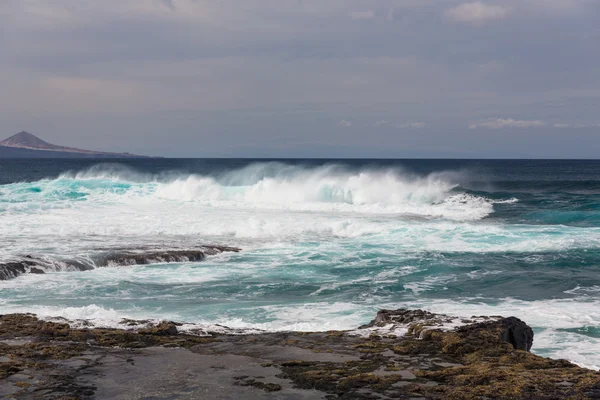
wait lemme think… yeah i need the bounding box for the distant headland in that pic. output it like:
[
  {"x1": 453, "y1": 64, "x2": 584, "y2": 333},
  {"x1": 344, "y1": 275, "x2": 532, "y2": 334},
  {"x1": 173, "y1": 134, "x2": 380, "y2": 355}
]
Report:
[{"x1": 0, "y1": 131, "x2": 150, "y2": 158}]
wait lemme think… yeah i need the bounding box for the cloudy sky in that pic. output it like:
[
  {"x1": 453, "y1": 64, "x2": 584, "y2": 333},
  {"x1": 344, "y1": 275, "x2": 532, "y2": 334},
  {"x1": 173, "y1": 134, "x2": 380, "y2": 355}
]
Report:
[{"x1": 1, "y1": 0, "x2": 599, "y2": 157}]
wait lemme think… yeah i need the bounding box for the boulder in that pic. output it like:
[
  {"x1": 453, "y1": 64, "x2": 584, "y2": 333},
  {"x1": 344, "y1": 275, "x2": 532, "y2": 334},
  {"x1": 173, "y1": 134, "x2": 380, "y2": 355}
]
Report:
[{"x1": 500, "y1": 316, "x2": 534, "y2": 351}]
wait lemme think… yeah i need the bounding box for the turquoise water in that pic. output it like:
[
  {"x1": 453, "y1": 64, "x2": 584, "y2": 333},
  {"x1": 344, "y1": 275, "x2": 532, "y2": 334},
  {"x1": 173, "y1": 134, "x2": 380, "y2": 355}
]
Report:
[{"x1": 1, "y1": 159, "x2": 600, "y2": 369}]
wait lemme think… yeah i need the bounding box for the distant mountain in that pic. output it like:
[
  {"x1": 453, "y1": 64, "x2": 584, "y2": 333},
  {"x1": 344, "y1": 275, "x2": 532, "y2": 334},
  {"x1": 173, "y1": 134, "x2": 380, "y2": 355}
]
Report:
[{"x1": 0, "y1": 131, "x2": 148, "y2": 158}]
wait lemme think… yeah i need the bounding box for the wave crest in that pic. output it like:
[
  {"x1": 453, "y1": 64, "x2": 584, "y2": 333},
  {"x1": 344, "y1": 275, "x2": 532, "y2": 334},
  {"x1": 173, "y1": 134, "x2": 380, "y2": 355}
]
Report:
[{"x1": 2, "y1": 163, "x2": 500, "y2": 221}]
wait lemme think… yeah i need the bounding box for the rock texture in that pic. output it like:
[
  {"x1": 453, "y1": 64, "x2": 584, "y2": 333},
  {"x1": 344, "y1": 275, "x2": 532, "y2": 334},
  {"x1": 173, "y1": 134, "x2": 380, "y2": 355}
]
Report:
[
  {"x1": 1, "y1": 309, "x2": 599, "y2": 399},
  {"x1": 0, "y1": 246, "x2": 241, "y2": 281},
  {"x1": 499, "y1": 316, "x2": 534, "y2": 351}
]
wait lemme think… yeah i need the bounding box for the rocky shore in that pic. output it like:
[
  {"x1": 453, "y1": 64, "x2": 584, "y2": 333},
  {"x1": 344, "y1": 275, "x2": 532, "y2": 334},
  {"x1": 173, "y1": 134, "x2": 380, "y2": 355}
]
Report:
[{"x1": 2, "y1": 309, "x2": 600, "y2": 399}]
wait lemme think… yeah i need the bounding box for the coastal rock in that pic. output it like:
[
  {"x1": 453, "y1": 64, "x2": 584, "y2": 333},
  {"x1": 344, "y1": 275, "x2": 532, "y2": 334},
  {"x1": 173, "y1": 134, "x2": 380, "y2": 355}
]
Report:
[
  {"x1": 97, "y1": 246, "x2": 240, "y2": 267},
  {"x1": 0, "y1": 246, "x2": 241, "y2": 281},
  {"x1": 359, "y1": 309, "x2": 450, "y2": 328},
  {"x1": 139, "y1": 321, "x2": 179, "y2": 336},
  {"x1": 0, "y1": 257, "x2": 93, "y2": 281},
  {"x1": 0, "y1": 261, "x2": 38, "y2": 280},
  {"x1": 1, "y1": 310, "x2": 599, "y2": 400},
  {"x1": 500, "y1": 316, "x2": 534, "y2": 351}
]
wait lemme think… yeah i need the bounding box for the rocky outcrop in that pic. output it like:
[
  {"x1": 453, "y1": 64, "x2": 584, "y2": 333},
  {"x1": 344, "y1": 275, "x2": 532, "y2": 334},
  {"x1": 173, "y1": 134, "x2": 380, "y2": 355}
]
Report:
[
  {"x1": 500, "y1": 315, "x2": 534, "y2": 351},
  {"x1": 359, "y1": 308, "x2": 458, "y2": 328},
  {"x1": 360, "y1": 309, "x2": 534, "y2": 352},
  {"x1": 0, "y1": 246, "x2": 241, "y2": 281},
  {"x1": 0, "y1": 261, "x2": 31, "y2": 281},
  {"x1": 139, "y1": 321, "x2": 179, "y2": 336},
  {"x1": 97, "y1": 246, "x2": 240, "y2": 267},
  {"x1": 1, "y1": 310, "x2": 599, "y2": 399}
]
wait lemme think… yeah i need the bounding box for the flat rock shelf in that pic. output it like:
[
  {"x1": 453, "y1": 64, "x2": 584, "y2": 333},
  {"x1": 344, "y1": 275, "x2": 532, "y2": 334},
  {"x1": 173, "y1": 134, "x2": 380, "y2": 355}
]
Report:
[{"x1": 1, "y1": 309, "x2": 599, "y2": 400}]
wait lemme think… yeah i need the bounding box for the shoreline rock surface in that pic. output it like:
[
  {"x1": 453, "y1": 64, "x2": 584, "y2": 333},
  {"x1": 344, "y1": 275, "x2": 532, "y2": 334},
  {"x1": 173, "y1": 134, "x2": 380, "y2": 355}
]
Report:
[{"x1": 1, "y1": 309, "x2": 599, "y2": 399}]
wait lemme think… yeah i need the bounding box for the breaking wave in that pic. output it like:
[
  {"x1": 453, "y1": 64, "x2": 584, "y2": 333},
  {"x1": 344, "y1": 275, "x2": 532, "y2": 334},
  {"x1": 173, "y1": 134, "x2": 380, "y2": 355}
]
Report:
[{"x1": 0, "y1": 163, "x2": 501, "y2": 221}]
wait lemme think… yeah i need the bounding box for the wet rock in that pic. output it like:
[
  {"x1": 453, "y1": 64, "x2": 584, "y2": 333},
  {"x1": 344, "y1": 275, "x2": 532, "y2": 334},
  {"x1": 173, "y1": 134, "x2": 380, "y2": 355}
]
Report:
[
  {"x1": 98, "y1": 246, "x2": 241, "y2": 267},
  {"x1": 1, "y1": 310, "x2": 599, "y2": 400},
  {"x1": 0, "y1": 261, "x2": 35, "y2": 280},
  {"x1": 0, "y1": 246, "x2": 241, "y2": 281},
  {"x1": 0, "y1": 257, "x2": 92, "y2": 281},
  {"x1": 359, "y1": 309, "x2": 455, "y2": 330},
  {"x1": 500, "y1": 316, "x2": 534, "y2": 351},
  {"x1": 234, "y1": 376, "x2": 282, "y2": 392},
  {"x1": 139, "y1": 322, "x2": 178, "y2": 336}
]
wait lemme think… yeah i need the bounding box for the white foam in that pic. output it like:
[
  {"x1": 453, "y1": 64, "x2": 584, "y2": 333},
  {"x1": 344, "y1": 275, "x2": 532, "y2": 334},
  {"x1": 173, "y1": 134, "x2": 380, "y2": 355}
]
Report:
[
  {"x1": 1, "y1": 303, "x2": 264, "y2": 336},
  {"x1": 2, "y1": 163, "x2": 493, "y2": 219},
  {"x1": 564, "y1": 285, "x2": 600, "y2": 295},
  {"x1": 0, "y1": 163, "x2": 517, "y2": 261},
  {"x1": 4, "y1": 162, "x2": 596, "y2": 262},
  {"x1": 403, "y1": 274, "x2": 457, "y2": 295}
]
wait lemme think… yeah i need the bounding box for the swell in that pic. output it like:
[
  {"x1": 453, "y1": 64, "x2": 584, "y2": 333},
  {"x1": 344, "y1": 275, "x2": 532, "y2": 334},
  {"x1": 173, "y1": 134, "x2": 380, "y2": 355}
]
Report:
[{"x1": 0, "y1": 246, "x2": 240, "y2": 281}]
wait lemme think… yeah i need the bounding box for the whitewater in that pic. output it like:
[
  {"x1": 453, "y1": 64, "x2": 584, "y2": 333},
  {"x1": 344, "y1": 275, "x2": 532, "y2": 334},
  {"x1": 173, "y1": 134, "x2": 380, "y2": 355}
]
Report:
[{"x1": 2, "y1": 159, "x2": 600, "y2": 370}]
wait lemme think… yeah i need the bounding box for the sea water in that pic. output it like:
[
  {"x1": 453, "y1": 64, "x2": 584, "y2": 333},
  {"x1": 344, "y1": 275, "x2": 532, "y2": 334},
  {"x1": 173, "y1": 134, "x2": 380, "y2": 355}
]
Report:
[{"x1": 1, "y1": 159, "x2": 600, "y2": 369}]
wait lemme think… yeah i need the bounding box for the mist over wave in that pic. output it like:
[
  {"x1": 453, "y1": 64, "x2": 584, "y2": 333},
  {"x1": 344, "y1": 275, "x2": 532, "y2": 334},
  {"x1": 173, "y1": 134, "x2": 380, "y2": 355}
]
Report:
[{"x1": 1, "y1": 162, "x2": 499, "y2": 220}]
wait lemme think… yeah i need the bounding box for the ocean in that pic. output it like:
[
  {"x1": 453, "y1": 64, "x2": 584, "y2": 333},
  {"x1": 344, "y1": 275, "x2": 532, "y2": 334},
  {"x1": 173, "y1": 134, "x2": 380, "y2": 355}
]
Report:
[{"x1": 1, "y1": 159, "x2": 600, "y2": 369}]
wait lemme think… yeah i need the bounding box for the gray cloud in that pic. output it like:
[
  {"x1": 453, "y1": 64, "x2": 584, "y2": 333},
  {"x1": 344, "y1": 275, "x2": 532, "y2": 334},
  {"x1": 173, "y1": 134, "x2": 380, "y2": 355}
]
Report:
[
  {"x1": 398, "y1": 122, "x2": 427, "y2": 129},
  {"x1": 469, "y1": 118, "x2": 546, "y2": 129},
  {"x1": 373, "y1": 120, "x2": 389, "y2": 127},
  {"x1": 553, "y1": 123, "x2": 600, "y2": 129},
  {"x1": 445, "y1": 2, "x2": 510, "y2": 25},
  {"x1": 0, "y1": 0, "x2": 599, "y2": 157}
]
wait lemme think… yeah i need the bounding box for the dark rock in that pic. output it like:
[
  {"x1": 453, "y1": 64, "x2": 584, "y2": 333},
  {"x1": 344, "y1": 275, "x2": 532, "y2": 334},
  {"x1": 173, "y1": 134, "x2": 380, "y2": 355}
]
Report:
[
  {"x1": 139, "y1": 322, "x2": 178, "y2": 336},
  {"x1": 98, "y1": 246, "x2": 241, "y2": 267},
  {"x1": 0, "y1": 246, "x2": 241, "y2": 281},
  {"x1": 234, "y1": 377, "x2": 282, "y2": 392},
  {"x1": 358, "y1": 308, "x2": 451, "y2": 329},
  {"x1": 99, "y1": 250, "x2": 208, "y2": 266},
  {"x1": 360, "y1": 309, "x2": 534, "y2": 353},
  {"x1": 0, "y1": 257, "x2": 92, "y2": 281},
  {"x1": 1, "y1": 311, "x2": 599, "y2": 400},
  {"x1": 500, "y1": 316, "x2": 534, "y2": 351},
  {"x1": 0, "y1": 261, "x2": 37, "y2": 280}
]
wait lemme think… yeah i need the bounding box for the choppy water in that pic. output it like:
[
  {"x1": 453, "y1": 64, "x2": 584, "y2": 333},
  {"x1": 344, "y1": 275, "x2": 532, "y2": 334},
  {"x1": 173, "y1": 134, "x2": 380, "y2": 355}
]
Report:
[{"x1": 1, "y1": 159, "x2": 600, "y2": 369}]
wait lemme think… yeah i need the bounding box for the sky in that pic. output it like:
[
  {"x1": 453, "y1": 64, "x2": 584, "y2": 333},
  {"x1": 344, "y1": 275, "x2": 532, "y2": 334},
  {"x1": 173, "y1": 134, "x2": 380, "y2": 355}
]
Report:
[{"x1": 1, "y1": 0, "x2": 599, "y2": 158}]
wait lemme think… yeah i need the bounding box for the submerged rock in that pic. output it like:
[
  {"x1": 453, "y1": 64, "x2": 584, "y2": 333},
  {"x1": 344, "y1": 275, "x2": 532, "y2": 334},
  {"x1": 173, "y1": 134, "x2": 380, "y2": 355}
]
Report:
[
  {"x1": 97, "y1": 246, "x2": 240, "y2": 266},
  {"x1": 0, "y1": 245, "x2": 241, "y2": 281},
  {"x1": 0, "y1": 260, "x2": 38, "y2": 280}
]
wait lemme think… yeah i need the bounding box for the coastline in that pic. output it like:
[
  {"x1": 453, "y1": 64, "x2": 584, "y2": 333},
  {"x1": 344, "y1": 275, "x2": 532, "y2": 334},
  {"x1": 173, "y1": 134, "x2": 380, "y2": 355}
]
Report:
[{"x1": 2, "y1": 309, "x2": 599, "y2": 399}]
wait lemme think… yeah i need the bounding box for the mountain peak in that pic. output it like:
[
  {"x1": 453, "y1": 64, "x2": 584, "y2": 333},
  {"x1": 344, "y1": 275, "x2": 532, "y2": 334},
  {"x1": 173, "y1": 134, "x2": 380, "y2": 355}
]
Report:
[
  {"x1": 0, "y1": 131, "x2": 53, "y2": 148},
  {"x1": 0, "y1": 131, "x2": 149, "y2": 158}
]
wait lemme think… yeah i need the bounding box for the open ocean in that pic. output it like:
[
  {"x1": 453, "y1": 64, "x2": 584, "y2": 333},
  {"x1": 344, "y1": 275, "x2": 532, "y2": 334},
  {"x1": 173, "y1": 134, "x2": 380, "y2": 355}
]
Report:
[{"x1": 1, "y1": 159, "x2": 600, "y2": 369}]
